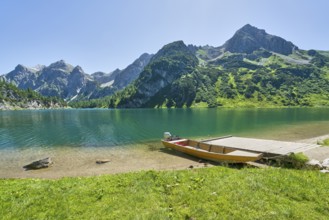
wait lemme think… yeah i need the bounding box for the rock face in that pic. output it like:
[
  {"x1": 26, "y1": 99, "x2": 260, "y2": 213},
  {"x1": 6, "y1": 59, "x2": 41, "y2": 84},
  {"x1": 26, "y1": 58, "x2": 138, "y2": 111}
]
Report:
[
  {"x1": 91, "y1": 69, "x2": 121, "y2": 86},
  {"x1": 223, "y1": 24, "x2": 298, "y2": 55},
  {"x1": 23, "y1": 157, "x2": 53, "y2": 170},
  {"x1": 91, "y1": 53, "x2": 153, "y2": 91},
  {"x1": 3, "y1": 54, "x2": 153, "y2": 101},
  {"x1": 112, "y1": 53, "x2": 153, "y2": 90},
  {"x1": 4, "y1": 60, "x2": 97, "y2": 101},
  {"x1": 4, "y1": 64, "x2": 42, "y2": 90}
]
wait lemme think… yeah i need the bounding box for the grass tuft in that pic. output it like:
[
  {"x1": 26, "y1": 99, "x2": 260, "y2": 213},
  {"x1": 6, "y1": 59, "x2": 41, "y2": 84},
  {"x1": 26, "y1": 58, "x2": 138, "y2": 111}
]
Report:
[{"x1": 320, "y1": 138, "x2": 329, "y2": 146}]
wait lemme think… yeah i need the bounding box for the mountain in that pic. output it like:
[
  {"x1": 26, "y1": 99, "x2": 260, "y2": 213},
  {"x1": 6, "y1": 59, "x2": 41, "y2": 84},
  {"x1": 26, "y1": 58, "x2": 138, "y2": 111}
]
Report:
[
  {"x1": 112, "y1": 53, "x2": 153, "y2": 90},
  {"x1": 110, "y1": 41, "x2": 199, "y2": 108},
  {"x1": 0, "y1": 80, "x2": 66, "y2": 110},
  {"x1": 195, "y1": 24, "x2": 298, "y2": 62},
  {"x1": 2, "y1": 54, "x2": 152, "y2": 101},
  {"x1": 4, "y1": 64, "x2": 42, "y2": 90},
  {"x1": 90, "y1": 53, "x2": 153, "y2": 90},
  {"x1": 105, "y1": 25, "x2": 329, "y2": 108},
  {"x1": 3, "y1": 60, "x2": 97, "y2": 101},
  {"x1": 223, "y1": 24, "x2": 298, "y2": 55}
]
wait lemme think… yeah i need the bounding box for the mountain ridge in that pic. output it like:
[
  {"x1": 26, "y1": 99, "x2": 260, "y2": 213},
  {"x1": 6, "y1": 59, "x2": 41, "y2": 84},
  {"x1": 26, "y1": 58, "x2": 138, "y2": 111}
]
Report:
[
  {"x1": 104, "y1": 25, "x2": 329, "y2": 108},
  {"x1": 2, "y1": 53, "x2": 153, "y2": 101},
  {"x1": 2, "y1": 24, "x2": 329, "y2": 109}
]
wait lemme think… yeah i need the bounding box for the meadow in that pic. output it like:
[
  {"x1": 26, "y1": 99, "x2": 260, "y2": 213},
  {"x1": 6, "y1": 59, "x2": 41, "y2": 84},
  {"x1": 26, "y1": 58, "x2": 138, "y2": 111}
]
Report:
[{"x1": 1, "y1": 166, "x2": 329, "y2": 219}]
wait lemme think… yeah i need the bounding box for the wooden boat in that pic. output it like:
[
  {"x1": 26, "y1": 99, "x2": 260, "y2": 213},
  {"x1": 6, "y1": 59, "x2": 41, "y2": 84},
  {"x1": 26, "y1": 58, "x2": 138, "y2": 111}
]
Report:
[{"x1": 162, "y1": 138, "x2": 263, "y2": 163}]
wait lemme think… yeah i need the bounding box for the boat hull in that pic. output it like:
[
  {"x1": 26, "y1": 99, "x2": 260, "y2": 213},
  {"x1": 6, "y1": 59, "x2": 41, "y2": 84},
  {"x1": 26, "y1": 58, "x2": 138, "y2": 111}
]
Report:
[{"x1": 162, "y1": 139, "x2": 262, "y2": 163}]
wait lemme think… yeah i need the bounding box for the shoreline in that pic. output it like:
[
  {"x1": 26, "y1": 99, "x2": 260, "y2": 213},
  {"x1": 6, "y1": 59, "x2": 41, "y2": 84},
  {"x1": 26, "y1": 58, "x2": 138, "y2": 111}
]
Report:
[
  {"x1": 0, "y1": 143, "x2": 211, "y2": 179},
  {"x1": 0, "y1": 133, "x2": 328, "y2": 179}
]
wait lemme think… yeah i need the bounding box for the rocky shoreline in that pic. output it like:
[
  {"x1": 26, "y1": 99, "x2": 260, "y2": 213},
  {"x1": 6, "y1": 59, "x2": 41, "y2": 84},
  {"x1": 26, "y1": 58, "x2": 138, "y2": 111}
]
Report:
[{"x1": 0, "y1": 100, "x2": 67, "y2": 110}]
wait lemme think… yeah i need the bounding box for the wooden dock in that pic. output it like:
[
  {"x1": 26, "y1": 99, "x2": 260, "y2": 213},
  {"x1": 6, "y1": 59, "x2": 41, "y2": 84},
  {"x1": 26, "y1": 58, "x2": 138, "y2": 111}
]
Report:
[{"x1": 203, "y1": 136, "x2": 320, "y2": 156}]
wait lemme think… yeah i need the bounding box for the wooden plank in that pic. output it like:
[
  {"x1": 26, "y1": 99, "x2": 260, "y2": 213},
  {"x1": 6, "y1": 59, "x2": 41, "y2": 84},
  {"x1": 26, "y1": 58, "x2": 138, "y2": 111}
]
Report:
[
  {"x1": 245, "y1": 162, "x2": 270, "y2": 168},
  {"x1": 199, "y1": 135, "x2": 232, "y2": 143},
  {"x1": 204, "y1": 137, "x2": 320, "y2": 155}
]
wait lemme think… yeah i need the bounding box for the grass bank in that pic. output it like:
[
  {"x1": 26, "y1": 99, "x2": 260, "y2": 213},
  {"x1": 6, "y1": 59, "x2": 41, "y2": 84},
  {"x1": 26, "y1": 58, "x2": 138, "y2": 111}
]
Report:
[{"x1": 1, "y1": 166, "x2": 329, "y2": 219}]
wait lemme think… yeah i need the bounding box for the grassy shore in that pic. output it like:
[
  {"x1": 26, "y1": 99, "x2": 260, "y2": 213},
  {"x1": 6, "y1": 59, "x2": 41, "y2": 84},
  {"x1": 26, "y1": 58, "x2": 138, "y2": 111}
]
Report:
[{"x1": 1, "y1": 166, "x2": 329, "y2": 219}]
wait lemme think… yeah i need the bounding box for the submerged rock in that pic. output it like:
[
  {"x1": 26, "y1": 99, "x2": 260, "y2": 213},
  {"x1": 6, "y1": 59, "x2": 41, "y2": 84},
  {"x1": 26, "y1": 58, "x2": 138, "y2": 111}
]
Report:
[
  {"x1": 23, "y1": 157, "x2": 53, "y2": 170},
  {"x1": 96, "y1": 159, "x2": 111, "y2": 164}
]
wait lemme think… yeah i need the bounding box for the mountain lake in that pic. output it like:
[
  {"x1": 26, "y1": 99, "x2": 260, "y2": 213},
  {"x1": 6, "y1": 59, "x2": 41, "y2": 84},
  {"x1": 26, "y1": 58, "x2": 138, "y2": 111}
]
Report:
[{"x1": 1, "y1": 108, "x2": 329, "y2": 178}]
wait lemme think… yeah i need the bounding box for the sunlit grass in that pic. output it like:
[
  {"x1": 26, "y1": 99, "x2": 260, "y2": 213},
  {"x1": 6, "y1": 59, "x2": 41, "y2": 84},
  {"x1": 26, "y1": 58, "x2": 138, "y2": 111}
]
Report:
[
  {"x1": 319, "y1": 138, "x2": 329, "y2": 146},
  {"x1": 1, "y1": 167, "x2": 329, "y2": 219}
]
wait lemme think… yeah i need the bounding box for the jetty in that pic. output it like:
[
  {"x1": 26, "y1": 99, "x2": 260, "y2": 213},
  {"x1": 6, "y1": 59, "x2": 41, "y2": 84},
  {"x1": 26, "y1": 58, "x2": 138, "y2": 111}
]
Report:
[{"x1": 201, "y1": 136, "x2": 320, "y2": 157}]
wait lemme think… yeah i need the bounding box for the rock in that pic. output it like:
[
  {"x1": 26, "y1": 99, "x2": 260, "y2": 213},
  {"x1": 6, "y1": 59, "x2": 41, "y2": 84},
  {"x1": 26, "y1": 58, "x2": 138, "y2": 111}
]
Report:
[
  {"x1": 322, "y1": 158, "x2": 329, "y2": 168},
  {"x1": 306, "y1": 159, "x2": 323, "y2": 169},
  {"x1": 320, "y1": 170, "x2": 329, "y2": 174},
  {"x1": 188, "y1": 165, "x2": 194, "y2": 169},
  {"x1": 96, "y1": 159, "x2": 111, "y2": 164},
  {"x1": 23, "y1": 157, "x2": 53, "y2": 170}
]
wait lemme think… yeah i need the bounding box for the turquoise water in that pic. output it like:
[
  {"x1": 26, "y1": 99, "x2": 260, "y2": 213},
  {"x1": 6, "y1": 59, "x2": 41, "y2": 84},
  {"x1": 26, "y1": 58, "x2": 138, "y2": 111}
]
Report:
[{"x1": 1, "y1": 108, "x2": 329, "y2": 149}]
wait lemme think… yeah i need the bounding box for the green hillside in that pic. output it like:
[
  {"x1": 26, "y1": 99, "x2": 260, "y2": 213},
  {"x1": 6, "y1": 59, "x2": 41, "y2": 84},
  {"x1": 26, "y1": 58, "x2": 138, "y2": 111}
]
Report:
[
  {"x1": 0, "y1": 80, "x2": 66, "y2": 109},
  {"x1": 171, "y1": 50, "x2": 329, "y2": 108},
  {"x1": 71, "y1": 48, "x2": 329, "y2": 109}
]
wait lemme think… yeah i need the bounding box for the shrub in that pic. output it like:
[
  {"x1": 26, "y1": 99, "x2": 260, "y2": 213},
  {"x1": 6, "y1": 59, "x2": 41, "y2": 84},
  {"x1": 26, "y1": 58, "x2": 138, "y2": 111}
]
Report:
[{"x1": 279, "y1": 152, "x2": 309, "y2": 169}]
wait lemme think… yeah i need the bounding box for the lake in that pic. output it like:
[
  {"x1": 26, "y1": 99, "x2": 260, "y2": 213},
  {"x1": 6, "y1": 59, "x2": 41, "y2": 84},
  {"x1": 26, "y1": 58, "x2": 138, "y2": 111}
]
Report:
[
  {"x1": 1, "y1": 108, "x2": 329, "y2": 150},
  {"x1": 1, "y1": 108, "x2": 329, "y2": 178}
]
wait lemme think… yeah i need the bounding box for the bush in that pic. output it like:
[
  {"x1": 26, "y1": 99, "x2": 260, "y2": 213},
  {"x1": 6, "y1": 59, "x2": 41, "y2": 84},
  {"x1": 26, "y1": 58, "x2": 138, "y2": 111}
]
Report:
[
  {"x1": 318, "y1": 138, "x2": 329, "y2": 146},
  {"x1": 280, "y1": 153, "x2": 309, "y2": 169}
]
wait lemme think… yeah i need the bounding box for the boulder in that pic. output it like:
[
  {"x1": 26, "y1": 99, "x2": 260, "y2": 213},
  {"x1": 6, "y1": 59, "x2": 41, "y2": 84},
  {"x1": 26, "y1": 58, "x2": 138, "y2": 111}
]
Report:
[
  {"x1": 322, "y1": 158, "x2": 329, "y2": 169},
  {"x1": 306, "y1": 159, "x2": 323, "y2": 169},
  {"x1": 23, "y1": 157, "x2": 53, "y2": 170}
]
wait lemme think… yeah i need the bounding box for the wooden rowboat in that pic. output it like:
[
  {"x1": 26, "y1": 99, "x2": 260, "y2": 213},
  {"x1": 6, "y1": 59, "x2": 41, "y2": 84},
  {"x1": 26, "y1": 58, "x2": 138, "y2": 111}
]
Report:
[{"x1": 162, "y1": 138, "x2": 262, "y2": 163}]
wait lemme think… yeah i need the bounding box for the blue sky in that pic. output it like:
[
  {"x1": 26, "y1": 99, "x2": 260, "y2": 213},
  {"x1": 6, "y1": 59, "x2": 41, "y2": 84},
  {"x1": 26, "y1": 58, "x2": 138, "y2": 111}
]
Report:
[{"x1": 0, "y1": 0, "x2": 328, "y2": 75}]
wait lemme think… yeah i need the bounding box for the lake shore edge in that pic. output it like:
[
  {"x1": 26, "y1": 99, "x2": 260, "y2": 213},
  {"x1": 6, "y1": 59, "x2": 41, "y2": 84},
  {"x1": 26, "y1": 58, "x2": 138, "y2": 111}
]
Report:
[{"x1": 1, "y1": 133, "x2": 329, "y2": 180}]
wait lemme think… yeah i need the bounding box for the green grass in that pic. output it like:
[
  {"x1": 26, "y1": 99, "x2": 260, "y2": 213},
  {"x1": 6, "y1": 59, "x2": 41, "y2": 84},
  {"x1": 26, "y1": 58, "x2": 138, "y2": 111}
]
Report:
[
  {"x1": 320, "y1": 138, "x2": 329, "y2": 146},
  {"x1": 1, "y1": 167, "x2": 329, "y2": 219}
]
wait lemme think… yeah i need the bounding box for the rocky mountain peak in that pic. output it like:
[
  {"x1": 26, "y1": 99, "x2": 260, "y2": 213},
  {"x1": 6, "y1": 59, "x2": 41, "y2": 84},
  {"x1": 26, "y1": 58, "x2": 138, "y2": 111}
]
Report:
[
  {"x1": 130, "y1": 53, "x2": 153, "y2": 68},
  {"x1": 223, "y1": 24, "x2": 298, "y2": 55},
  {"x1": 239, "y1": 24, "x2": 265, "y2": 35},
  {"x1": 152, "y1": 41, "x2": 191, "y2": 60},
  {"x1": 48, "y1": 60, "x2": 74, "y2": 72},
  {"x1": 110, "y1": 53, "x2": 153, "y2": 90},
  {"x1": 14, "y1": 64, "x2": 29, "y2": 72},
  {"x1": 72, "y1": 65, "x2": 84, "y2": 73}
]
